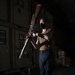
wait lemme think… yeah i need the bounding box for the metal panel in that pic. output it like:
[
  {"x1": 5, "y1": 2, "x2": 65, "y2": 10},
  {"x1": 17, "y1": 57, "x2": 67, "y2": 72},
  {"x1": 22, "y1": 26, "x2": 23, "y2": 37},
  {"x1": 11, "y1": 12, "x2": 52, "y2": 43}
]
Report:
[
  {"x1": 13, "y1": 0, "x2": 30, "y2": 27},
  {"x1": 34, "y1": 49, "x2": 39, "y2": 66},
  {"x1": 13, "y1": 29, "x2": 33, "y2": 69},
  {"x1": 0, "y1": 0, "x2": 7, "y2": 21},
  {"x1": 0, "y1": 25, "x2": 10, "y2": 72}
]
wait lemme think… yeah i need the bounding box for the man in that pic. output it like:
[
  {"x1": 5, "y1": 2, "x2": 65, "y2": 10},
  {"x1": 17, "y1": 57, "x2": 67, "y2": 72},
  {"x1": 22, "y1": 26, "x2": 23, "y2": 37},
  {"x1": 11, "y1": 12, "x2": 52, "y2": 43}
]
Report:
[
  {"x1": 31, "y1": 0, "x2": 75, "y2": 61},
  {"x1": 30, "y1": 18, "x2": 53, "y2": 75}
]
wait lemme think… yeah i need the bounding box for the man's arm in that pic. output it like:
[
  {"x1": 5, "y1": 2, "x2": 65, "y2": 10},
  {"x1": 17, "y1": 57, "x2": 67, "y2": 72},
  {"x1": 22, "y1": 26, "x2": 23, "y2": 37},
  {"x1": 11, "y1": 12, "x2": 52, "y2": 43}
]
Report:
[
  {"x1": 29, "y1": 33, "x2": 39, "y2": 49},
  {"x1": 30, "y1": 40, "x2": 37, "y2": 49},
  {"x1": 43, "y1": 35, "x2": 49, "y2": 41},
  {"x1": 43, "y1": 28, "x2": 52, "y2": 41},
  {"x1": 38, "y1": 33, "x2": 49, "y2": 41}
]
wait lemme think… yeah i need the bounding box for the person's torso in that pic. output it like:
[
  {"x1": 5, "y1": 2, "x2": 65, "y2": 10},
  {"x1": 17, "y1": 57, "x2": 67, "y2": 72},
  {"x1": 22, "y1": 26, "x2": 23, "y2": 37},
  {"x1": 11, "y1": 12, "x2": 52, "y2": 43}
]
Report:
[{"x1": 37, "y1": 29, "x2": 50, "y2": 50}]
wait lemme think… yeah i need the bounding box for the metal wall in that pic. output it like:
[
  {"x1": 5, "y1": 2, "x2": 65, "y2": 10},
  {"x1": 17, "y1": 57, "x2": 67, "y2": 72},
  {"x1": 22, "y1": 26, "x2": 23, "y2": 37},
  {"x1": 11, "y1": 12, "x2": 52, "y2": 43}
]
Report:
[
  {"x1": 12, "y1": 0, "x2": 30, "y2": 27},
  {"x1": 0, "y1": 0, "x2": 7, "y2": 21},
  {"x1": 0, "y1": 0, "x2": 33, "y2": 73},
  {"x1": 0, "y1": 25, "x2": 10, "y2": 72}
]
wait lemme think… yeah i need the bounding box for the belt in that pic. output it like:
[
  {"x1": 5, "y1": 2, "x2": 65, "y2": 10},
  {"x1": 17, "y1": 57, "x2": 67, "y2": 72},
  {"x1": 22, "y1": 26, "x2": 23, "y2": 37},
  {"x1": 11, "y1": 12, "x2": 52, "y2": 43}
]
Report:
[{"x1": 40, "y1": 49, "x2": 49, "y2": 53}]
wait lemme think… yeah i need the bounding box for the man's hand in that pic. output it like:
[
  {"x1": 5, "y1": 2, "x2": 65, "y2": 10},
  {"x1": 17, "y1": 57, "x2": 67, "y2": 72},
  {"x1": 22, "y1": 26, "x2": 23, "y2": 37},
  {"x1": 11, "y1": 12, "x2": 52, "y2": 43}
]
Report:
[
  {"x1": 32, "y1": 33, "x2": 38, "y2": 37},
  {"x1": 32, "y1": 33, "x2": 36, "y2": 37},
  {"x1": 35, "y1": 33, "x2": 38, "y2": 36}
]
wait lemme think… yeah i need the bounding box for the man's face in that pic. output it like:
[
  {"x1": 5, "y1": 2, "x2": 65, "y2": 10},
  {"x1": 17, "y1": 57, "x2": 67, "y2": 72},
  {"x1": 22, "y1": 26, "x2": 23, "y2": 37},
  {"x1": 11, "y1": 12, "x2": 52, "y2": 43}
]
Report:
[{"x1": 40, "y1": 18, "x2": 46, "y2": 29}]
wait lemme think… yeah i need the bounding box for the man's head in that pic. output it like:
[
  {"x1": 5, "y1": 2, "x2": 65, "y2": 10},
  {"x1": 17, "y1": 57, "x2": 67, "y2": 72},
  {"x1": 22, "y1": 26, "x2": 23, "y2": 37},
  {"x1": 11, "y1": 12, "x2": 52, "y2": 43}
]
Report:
[{"x1": 40, "y1": 18, "x2": 46, "y2": 29}]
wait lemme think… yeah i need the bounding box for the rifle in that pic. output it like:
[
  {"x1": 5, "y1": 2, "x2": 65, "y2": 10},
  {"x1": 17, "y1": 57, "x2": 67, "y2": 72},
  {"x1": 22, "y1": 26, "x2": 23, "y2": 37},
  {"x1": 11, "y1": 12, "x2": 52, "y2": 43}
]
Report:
[{"x1": 19, "y1": 14, "x2": 35, "y2": 59}]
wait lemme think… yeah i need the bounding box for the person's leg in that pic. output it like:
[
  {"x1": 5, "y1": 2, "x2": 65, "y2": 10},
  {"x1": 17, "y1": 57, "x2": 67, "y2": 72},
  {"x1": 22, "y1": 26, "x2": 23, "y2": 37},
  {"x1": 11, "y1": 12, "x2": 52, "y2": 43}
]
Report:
[
  {"x1": 44, "y1": 50, "x2": 53, "y2": 75},
  {"x1": 44, "y1": 60, "x2": 52, "y2": 75},
  {"x1": 39, "y1": 52, "x2": 45, "y2": 75}
]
